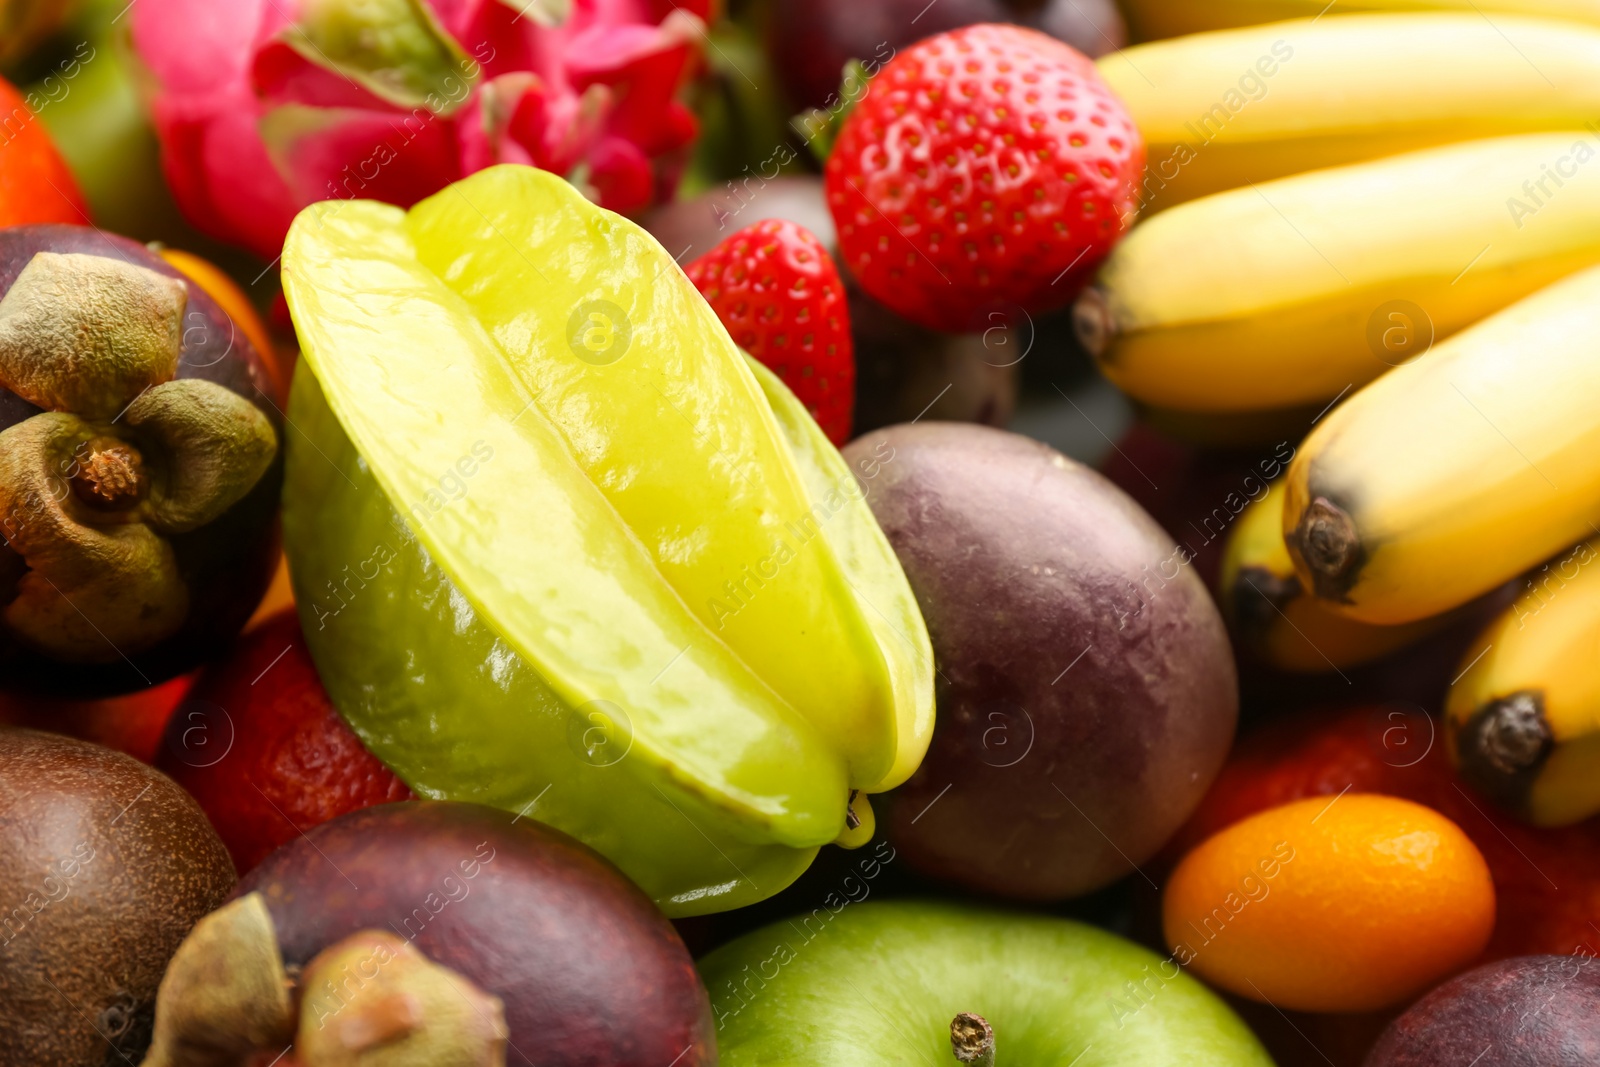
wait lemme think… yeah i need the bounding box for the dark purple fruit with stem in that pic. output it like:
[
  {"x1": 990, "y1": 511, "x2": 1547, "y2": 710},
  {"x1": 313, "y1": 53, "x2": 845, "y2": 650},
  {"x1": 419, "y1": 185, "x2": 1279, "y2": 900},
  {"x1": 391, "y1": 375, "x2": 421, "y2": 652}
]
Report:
[
  {"x1": 0, "y1": 728, "x2": 235, "y2": 1066},
  {"x1": 0, "y1": 224, "x2": 281, "y2": 696},
  {"x1": 769, "y1": 0, "x2": 1126, "y2": 112},
  {"x1": 843, "y1": 423, "x2": 1237, "y2": 900},
  {"x1": 235, "y1": 801, "x2": 715, "y2": 1067}
]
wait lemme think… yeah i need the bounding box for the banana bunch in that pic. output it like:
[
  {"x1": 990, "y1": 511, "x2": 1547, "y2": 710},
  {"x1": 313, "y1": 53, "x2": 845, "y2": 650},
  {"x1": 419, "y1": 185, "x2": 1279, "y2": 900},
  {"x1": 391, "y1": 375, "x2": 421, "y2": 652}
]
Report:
[
  {"x1": 1120, "y1": 0, "x2": 1600, "y2": 48},
  {"x1": 1279, "y1": 264, "x2": 1600, "y2": 627},
  {"x1": 1075, "y1": 133, "x2": 1600, "y2": 413},
  {"x1": 1219, "y1": 482, "x2": 1441, "y2": 672},
  {"x1": 1446, "y1": 538, "x2": 1600, "y2": 826},
  {"x1": 1098, "y1": 15, "x2": 1600, "y2": 212}
]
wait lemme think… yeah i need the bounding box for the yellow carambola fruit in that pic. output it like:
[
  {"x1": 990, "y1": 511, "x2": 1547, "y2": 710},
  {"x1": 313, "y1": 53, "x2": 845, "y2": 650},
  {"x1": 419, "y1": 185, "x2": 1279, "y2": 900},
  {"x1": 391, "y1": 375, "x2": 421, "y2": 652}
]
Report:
[
  {"x1": 1446, "y1": 537, "x2": 1600, "y2": 826},
  {"x1": 1077, "y1": 132, "x2": 1600, "y2": 413},
  {"x1": 1098, "y1": 14, "x2": 1600, "y2": 213},
  {"x1": 1281, "y1": 263, "x2": 1600, "y2": 626},
  {"x1": 1219, "y1": 482, "x2": 1441, "y2": 673},
  {"x1": 1119, "y1": 0, "x2": 1600, "y2": 44},
  {"x1": 280, "y1": 165, "x2": 933, "y2": 915}
]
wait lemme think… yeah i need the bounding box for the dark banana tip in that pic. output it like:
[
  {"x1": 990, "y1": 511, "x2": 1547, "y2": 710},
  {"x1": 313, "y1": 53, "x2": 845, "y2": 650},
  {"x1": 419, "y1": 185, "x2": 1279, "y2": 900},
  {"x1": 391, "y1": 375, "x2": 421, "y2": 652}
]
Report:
[
  {"x1": 1289, "y1": 495, "x2": 1362, "y2": 600},
  {"x1": 1230, "y1": 566, "x2": 1302, "y2": 645},
  {"x1": 1456, "y1": 689, "x2": 1552, "y2": 810},
  {"x1": 1071, "y1": 285, "x2": 1116, "y2": 361}
]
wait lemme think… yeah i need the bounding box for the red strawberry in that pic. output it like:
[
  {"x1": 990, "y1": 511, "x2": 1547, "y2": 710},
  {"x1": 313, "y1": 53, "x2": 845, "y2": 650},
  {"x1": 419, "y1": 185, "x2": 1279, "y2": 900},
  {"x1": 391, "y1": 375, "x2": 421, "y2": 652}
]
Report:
[
  {"x1": 824, "y1": 23, "x2": 1143, "y2": 333},
  {"x1": 686, "y1": 218, "x2": 855, "y2": 444}
]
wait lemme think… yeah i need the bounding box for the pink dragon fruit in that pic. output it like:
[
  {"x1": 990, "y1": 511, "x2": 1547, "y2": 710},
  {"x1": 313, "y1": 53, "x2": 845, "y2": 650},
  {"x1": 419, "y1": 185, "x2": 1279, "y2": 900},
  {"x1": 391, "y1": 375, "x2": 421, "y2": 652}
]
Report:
[{"x1": 131, "y1": 0, "x2": 709, "y2": 261}]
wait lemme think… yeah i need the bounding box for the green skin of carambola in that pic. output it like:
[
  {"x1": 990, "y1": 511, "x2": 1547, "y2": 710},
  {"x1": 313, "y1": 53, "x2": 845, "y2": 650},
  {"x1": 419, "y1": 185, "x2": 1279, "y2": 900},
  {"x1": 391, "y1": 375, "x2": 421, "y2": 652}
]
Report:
[{"x1": 280, "y1": 165, "x2": 933, "y2": 917}]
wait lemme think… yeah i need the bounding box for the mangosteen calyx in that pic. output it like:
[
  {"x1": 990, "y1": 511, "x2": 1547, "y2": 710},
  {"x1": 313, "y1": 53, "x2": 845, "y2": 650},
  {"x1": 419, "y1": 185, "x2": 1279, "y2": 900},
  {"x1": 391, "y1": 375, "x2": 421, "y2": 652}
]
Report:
[
  {"x1": 0, "y1": 251, "x2": 278, "y2": 662},
  {"x1": 142, "y1": 894, "x2": 510, "y2": 1067},
  {"x1": 141, "y1": 894, "x2": 296, "y2": 1067},
  {"x1": 296, "y1": 931, "x2": 510, "y2": 1066}
]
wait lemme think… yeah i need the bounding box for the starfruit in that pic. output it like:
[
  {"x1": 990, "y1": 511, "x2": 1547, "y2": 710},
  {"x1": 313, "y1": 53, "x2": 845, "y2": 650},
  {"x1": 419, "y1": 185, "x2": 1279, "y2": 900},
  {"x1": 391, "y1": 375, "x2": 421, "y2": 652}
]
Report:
[{"x1": 280, "y1": 165, "x2": 934, "y2": 915}]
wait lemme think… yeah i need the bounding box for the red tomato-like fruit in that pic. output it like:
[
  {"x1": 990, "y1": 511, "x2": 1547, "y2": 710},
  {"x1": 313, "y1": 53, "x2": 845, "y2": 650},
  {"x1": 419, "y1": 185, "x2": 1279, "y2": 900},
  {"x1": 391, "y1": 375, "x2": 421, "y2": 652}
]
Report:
[{"x1": 157, "y1": 610, "x2": 412, "y2": 874}]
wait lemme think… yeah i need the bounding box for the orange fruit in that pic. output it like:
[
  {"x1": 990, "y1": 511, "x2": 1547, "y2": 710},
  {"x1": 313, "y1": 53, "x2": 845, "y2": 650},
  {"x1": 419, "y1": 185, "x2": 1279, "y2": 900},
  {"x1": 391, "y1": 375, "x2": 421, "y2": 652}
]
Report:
[
  {"x1": 0, "y1": 73, "x2": 87, "y2": 227},
  {"x1": 1162, "y1": 793, "x2": 1495, "y2": 1013}
]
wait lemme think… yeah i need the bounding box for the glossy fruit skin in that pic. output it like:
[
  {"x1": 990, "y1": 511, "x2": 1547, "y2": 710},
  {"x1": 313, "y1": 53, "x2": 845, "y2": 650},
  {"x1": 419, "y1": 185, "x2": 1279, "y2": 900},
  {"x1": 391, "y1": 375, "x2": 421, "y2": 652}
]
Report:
[
  {"x1": 1165, "y1": 794, "x2": 1495, "y2": 1013},
  {"x1": 825, "y1": 24, "x2": 1143, "y2": 333},
  {"x1": 699, "y1": 899, "x2": 1272, "y2": 1066},
  {"x1": 0, "y1": 74, "x2": 87, "y2": 226},
  {"x1": 1365, "y1": 955, "x2": 1600, "y2": 1067},
  {"x1": 157, "y1": 610, "x2": 413, "y2": 875},
  {"x1": 1171, "y1": 704, "x2": 1600, "y2": 963},
  {"x1": 280, "y1": 166, "x2": 933, "y2": 915},
  {"x1": 1081, "y1": 134, "x2": 1600, "y2": 417},
  {"x1": 1282, "y1": 260, "x2": 1600, "y2": 626},
  {"x1": 687, "y1": 218, "x2": 854, "y2": 444},
  {"x1": 642, "y1": 177, "x2": 1018, "y2": 435},
  {"x1": 1100, "y1": 14, "x2": 1600, "y2": 212},
  {"x1": 0, "y1": 728, "x2": 235, "y2": 1065},
  {"x1": 769, "y1": 0, "x2": 1126, "y2": 111},
  {"x1": 0, "y1": 225, "x2": 282, "y2": 696},
  {"x1": 1444, "y1": 535, "x2": 1600, "y2": 827},
  {"x1": 236, "y1": 801, "x2": 715, "y2": 1067},
  {"x1": 844, "y1": 423, "x2": 1237, "y2": 899}
]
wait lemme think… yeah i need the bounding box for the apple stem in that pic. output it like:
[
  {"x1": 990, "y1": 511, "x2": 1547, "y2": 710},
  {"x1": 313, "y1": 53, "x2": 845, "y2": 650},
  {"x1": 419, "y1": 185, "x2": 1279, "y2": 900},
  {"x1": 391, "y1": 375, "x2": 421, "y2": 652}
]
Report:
[{"x1": 950, "y1": 1012, "x2": 995, "y2": 1067}]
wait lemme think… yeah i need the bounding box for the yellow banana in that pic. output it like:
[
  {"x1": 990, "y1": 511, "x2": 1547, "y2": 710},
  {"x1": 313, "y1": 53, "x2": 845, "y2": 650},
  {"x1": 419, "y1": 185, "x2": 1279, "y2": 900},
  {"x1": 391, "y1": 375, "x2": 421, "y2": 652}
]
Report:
[
  {"x1": 1281, "y1": 264, "x2": 1600, "y2": 626},
  {"x1": 1076, "y1": 132, "x2": 1600, "y2": 413},
  {"x1": 1098, "y1": 14, "x2": 1600, "y2": 212},
  {"x1": 1121, "y1": 0, "x2": 1600, "y2": 47},
  {"x1": 1219, "y1": 480, "x2": 1441, "y2": 672},
  {"x1": 1445, "y1": 537, "x2": 1600, "y2": 825}
]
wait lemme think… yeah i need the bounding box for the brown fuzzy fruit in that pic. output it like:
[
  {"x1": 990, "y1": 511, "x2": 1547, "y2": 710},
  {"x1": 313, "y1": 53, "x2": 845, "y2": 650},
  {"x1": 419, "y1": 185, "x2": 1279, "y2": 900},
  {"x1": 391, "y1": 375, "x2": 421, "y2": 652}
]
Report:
[{"x1": 0, "y1": 728, "x2": 235, "y2": 1064}]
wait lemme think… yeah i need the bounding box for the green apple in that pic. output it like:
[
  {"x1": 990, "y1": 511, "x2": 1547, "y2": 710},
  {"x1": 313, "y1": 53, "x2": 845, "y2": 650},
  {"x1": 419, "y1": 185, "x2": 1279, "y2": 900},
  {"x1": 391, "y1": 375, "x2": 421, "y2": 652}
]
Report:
[{"x1": 698, "y1": 900, "x2": 1273, "y2": 1066}]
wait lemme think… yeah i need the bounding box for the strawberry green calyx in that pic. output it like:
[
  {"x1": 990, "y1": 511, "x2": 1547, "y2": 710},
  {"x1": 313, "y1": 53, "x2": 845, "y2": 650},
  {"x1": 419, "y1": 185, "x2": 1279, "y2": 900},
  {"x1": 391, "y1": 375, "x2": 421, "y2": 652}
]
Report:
[
  {"x1": 0, "y1": 252, "x2": 278, "y2": 661},
  {"x1": 791, "y1": 59, "x2": 873, "y2": 164}
]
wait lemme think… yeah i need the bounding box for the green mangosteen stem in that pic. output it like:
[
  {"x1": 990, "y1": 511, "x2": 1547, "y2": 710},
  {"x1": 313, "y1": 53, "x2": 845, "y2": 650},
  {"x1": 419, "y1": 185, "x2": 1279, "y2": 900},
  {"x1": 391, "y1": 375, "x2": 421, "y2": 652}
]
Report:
[{"x1": 951, "y1": 1012, "x2": 995, "y2": 1067}]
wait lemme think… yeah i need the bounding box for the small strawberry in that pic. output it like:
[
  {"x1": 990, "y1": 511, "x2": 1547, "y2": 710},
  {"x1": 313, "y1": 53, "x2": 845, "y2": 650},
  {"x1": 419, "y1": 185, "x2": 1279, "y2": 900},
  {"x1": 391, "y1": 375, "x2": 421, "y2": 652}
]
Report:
[
  {"x1": 686, "y1": 218, "x2": 856, "y2": 444},
  {"x1": 824, "y1": 23, "x2": 1143, "y2": 333}
]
